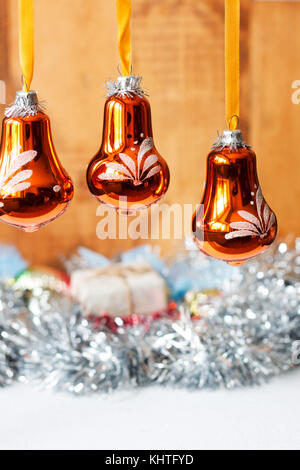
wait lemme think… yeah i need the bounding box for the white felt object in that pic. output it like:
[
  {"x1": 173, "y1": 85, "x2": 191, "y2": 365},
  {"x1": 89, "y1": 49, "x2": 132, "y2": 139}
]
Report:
[{"x1": 70, "y1": 261, "x2": 168, "y2": 317}]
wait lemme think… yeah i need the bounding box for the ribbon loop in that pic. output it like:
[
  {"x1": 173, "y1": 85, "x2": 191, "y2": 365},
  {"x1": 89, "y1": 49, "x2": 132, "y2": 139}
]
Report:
[
  {"x1": 19, "y1": 0, "x2": 34, "y2": 91},
  {"x1": 116, "y1": 0, "x2": 132, "y2": 76},
  {"x1": 225, "y1": 0, "x2": 240, "y2": 130}
]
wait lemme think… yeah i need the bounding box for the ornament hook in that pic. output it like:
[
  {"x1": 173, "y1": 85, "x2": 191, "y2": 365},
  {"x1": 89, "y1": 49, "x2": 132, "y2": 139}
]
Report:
[
  {"x1": 117, "y1": 62, "x2": 123, "y2": 76},
  {"x1": 117, "y1": 62, "x2": 133, "y2": 77},
  {"x1": 21, "y1": 74, "x2": 29, "y2": 92},
  {"x1": 228, "y1": 115, "x2": 239, "y2": 130}
]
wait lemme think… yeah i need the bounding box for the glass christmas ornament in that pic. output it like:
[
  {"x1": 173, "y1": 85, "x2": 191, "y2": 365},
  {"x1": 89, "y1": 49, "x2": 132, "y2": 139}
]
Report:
[
  {"x1": 0, "y1": 91, "x2": 73, "y2": 232},
  {"x1": 192, "y1": 130, "x2": 277, "y2": 265},
  {"x1": 86, "y1": 76, "x2": 169, "y2": 214}
]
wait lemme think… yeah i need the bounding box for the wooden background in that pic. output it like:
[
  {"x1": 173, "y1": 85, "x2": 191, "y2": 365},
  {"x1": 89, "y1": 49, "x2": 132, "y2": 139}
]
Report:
[{"x1": 0, "y1": 0, "x2": 299, "y2": 265}]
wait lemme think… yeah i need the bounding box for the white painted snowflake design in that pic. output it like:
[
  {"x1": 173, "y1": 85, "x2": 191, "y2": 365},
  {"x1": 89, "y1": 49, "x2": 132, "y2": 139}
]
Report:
[
  {"x1": 0, "y1": 150, "x2": 37, "y2": 207},
  {"x1": 98, "y1": 138, "x2": 161, "y2": 186},
  {"x1": 225, "y1": 187, "x2": 275, "y2": 240}
]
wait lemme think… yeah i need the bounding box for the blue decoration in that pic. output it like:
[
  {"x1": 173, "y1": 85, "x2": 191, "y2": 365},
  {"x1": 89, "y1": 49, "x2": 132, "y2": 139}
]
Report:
[
  {"x1": 0, "y1": 244, "x2": 27, "y2": 280},
  {"x1": 77, "y1": 247, "x2": 110, "y2": 268},
  {"x1": 166, "y1": 254, "x2": 236, "y2": 301},
  {"x1": 120, "y1": 245, "x2": 168, "y2": 278}
]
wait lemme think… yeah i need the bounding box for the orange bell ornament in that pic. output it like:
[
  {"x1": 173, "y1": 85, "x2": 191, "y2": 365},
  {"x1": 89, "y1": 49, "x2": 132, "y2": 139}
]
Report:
[
  {"x1": 0, "y1": 91, "x2": 73, "y2": 232},
  {"x1": 86, "y1": 76, "x2": 170, "y2": 213},
  {"x1": 192, "y1": 130, "x2": 277, "y2": 265}
]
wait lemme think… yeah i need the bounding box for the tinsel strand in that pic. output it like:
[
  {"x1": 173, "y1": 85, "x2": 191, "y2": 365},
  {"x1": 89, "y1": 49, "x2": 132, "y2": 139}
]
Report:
[{"x1": 0, "y1": 242, "x2": 299, "y2": 394}]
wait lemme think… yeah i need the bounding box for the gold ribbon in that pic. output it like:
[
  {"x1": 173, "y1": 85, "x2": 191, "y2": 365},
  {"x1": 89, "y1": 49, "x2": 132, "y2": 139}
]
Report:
[
  {"x1": 19, "y1": 0, "x2": 34, "y2": 91},
  {"x1": 225, "y1": 0, "x2": 240, "y2": 130},
  {"x1": 88, "y1": 263, "x2": 152, "y2": 279},
  {"x1": 116, "y1": 0, "x2": 132, "y2": 76}
]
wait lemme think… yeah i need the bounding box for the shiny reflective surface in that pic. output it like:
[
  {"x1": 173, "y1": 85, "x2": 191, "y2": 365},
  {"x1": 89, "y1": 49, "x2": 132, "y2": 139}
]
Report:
[
  {"x1": 0, "y1": 112, "x2": 73, "y2": 232},
  {"x1": 86, "y1": 94, "x2": 169, "y2": 213},
  {"x1": 192, "y1": 145, "x2": 277, "y2": 265}
]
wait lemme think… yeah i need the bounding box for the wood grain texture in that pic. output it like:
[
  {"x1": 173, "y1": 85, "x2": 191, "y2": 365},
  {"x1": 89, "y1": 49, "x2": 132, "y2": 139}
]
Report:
[
  {"x1": 0, "y1": 0, "x2": 298, "y2": 265},
  {"x1": 250, "y1": 1, "x2": 300, "y2": 238},
  {"x1": 0, "y1": 0, "x2": 21, "y2": 251}
]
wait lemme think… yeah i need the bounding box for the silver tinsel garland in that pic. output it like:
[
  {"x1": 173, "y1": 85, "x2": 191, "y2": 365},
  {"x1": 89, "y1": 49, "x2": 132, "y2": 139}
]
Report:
[{"x1": 0, "y1": 242, "x2": 299, "y2": 394}]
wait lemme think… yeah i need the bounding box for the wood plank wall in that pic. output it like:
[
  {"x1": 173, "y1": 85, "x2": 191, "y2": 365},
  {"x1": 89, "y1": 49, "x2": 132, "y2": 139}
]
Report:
[{"x1": 0, "y1": 0, "x2": 299, "y2": 265}]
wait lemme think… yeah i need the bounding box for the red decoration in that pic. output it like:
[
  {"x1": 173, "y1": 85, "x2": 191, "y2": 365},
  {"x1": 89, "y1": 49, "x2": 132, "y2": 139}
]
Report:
[
  {"x1": 86, "y1": 76, "x2": 169, "y2": 214},
  {"x1": 88, "y1": 301, "x2": 178, "y2": 333},
  {"x1": 192, "y1": 130, "x2": 277, "y2": 265},
  {"x1": 0, "y1": 92, "x2": 73, "y2": 232}
]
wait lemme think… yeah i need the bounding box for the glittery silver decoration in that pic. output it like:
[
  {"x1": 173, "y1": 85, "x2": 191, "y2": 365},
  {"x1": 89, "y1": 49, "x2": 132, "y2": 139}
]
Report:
[
  {"x1": 212, "y1": 129, "x2": 249, "y2": 151},
  {"x1": 0, "y1": 241, "x2": 299, "y2": 394},
  {"x1": 0, "y1": 286, "x2": 28, "y2": 387},
  {"x1": 105, "y1": 75, "x2": 147, "y2": 99},
  {"x1": 5, "y1": 91, "x2": 45, "y2": 118}
]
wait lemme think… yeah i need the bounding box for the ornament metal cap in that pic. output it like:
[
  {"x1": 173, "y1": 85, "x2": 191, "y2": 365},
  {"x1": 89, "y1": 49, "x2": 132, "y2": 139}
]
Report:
[
  {"x1": 16, "y1": 90, "x2": 39, "y2": 107},
  {"x1": 105, "y1": 75, "x2": 146, "y2": 98},
  {"x1": 212, "y1": 129, "x2": 248, "y2": 150},
  {"x1": 116, "y1": 75, "x2": 142, "y2": 93},
  {"x1": 5, "y1": 90, "x2": 44, "y2": 118},
  {"x1": 221, "y1": 129, "x2": 243, "y2": 145}
]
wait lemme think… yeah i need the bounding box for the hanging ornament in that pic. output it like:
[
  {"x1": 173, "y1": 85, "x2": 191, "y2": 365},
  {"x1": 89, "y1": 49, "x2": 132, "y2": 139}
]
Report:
[
  {"x1": 0, "y1": 0, "x2": 73, "y2": 232},
  {"x1": 1, "y1": 91, "x2": 74, "y2": 232},
  {"x1": 192, "y1": 0, "x2": 277, "y2": 265},
  {"x1": 86, "y1": 0, "x2": 169, "y2": 213},
  {"x1": 86, "y1": 76, "x2": 169, "y2": 213},
  {"x1": 192, "y1": 130, "x2": 277, "y2": 265}
]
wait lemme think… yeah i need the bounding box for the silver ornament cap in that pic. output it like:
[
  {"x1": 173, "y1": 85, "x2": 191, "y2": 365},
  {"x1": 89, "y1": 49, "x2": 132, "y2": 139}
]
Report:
[
  {"x1": 221, "y1": 129, "x2": 243, "y2": 146},
  {"x1": 5, "y1": 90, "x2": 44, "y2": 118},
  {"x1": 212, "y1": 129, "x2": 248, "y2": 150},
  {"x1": 105, "y1": 75, "x2": 146, "y2": 98},
  {"x1": 15, "y1": 90, "x2": 39, "y2": 107},
  {"x1": 116, "y1": 75, "x2": 142, "y2": 93}
]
